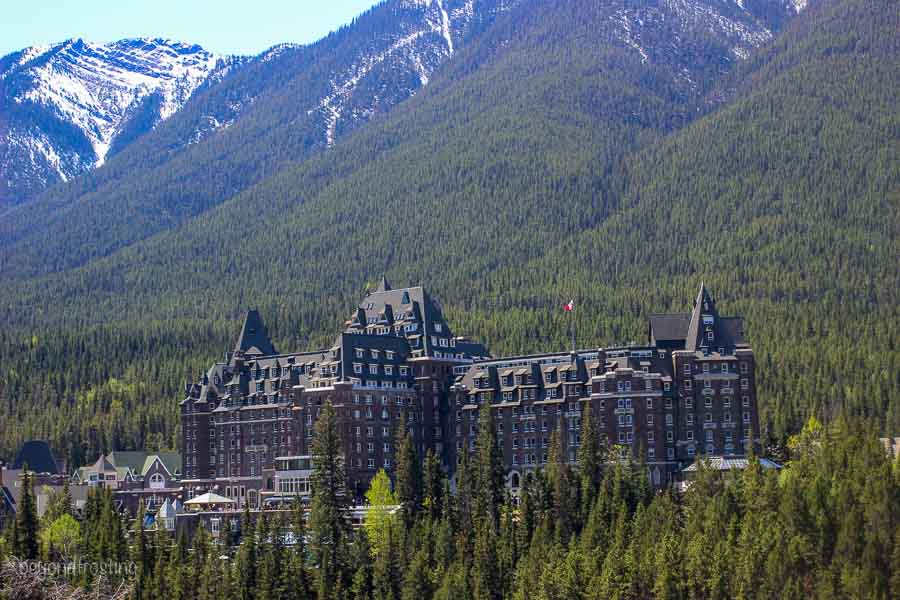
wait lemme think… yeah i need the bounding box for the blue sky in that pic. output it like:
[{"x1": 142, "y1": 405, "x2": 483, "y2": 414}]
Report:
[{"x1": 0, "y1": 0, "x2": 382, "y2": 57}]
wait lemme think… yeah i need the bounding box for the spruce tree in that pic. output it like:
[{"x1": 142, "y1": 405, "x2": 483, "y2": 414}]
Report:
[
  {"x1": 372, "y1": 521, "x2": 400, "y2": 600},
  {"x1": 578, "y1": 402, "x2": 602, "y2": 521},
  {"x1": 309, "y1": 400, "x2": 351, "y2": 598},
  {"x1": 13, "y1": 469, "x2": 39, "y2": 560},
  {"x1": 151, "y1": 525, "x2": 170, "y2": 600},
  {"x1": 132, "y1": 502, "x2": 152, "y2": 600},
  {"x1": 256, "y1": 511, "x2": 277, "y2": 600},
  {"x1": 473, "y1": 407, "x2": 504, "y2": 530},
  {"x1": 394, "y1": 410, "x2": 421, "y2": 527},
  {"x1": 401, "y1": 547, "x2": 432, "y2": 600},
  {"x1": 234, "y1": 505, "x2": 258, "y2": 600},
  {"x1": 287, "y1": 498, "x2": 312, "y2": 600},
  {"x1": 349, "y1": 528, "x2": 374, "y2": 600},
  {"x1": 422, "y1": 449, "x2": 445, "y2": 521}
]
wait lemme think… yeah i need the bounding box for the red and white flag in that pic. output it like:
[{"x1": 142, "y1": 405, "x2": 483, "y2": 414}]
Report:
[{"x1": 564, "y1": 300, "x2": 574, "y2": 312}]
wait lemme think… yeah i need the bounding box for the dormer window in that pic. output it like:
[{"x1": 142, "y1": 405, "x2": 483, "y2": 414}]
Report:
[
  {"x1": 435, "y1": 323, "x2": 443, "y2": 333},
  {"x1": 371, "y1": 350, "x2": 380, "y2": 359},
  {"x1": 386, "y1": 351, "x2": 395, "y2": 360},
  {"x1": 356, "y1": 349, "x2": 364, "y2": 359}
]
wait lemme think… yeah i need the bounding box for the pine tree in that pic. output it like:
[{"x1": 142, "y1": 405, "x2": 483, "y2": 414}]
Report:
[
  {"x1": 309, "y1": 400, "x2": 351, "y2": 599},
  {"x1": 13, "y1": 469, "x2": 39, "y2": 560},
  {"x1": 256, "y1": 511, "x2": 277, "y2": 600},
  {"x1": 350, "y1": 528, "x2": 374, "y2": 600},
  {"x1": 394, "y1": 410, "x2": 421, "y2": 528},
  {"x1": 401, "y1": 546, "x2": 432, "y2": 600},
  {"x1": 472, "y1": 514, "x2": 500, "y2": 600},
  {"x1": 234, "y1": 505, "x2": 258, "y2": 600},
  {"x1": 578, "y1": 402, "x2": 602, "y2": 522},
  {"x1": 152, "y1": 526, "x2": 170, "y2": 600},
  {"x1": 422, "y1": 449, "x2": 445, "y2": 521},
  {"x1": 132, "y1": 502, "x2": 152, "y2": 600},
  {"x1": 547, "y1": 421, "x2": 579, "y2": 541},
  {"x1": 287, "y1": 499, "x2": 312, "y2": 600},
  {"x1": 473, "y1": 407, "x2": 504, "y2": 530},
  {"x1": 497, "y1": 495, "x2": 518, "y2": 599},
  {"x1": 372, "y1": 521, "x2": 400, "y2": 600}
]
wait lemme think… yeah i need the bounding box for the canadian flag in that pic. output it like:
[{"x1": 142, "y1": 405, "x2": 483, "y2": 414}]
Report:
[{"x1": 564, "y1": 300, "x2": 574, "y2": 312}]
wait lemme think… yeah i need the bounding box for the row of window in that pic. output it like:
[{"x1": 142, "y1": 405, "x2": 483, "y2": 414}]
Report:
[{"x1": 352, "y1": 362, "x2": 408, "y2": 376}]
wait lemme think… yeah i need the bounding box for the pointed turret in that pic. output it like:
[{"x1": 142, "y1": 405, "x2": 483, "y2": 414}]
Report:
[
  {"x1": 376, "y1": 275, "x2": 391, "y2": 292},
  {"x1": 234, "y1": 309, "x2": 277, "y2": 356},
  {"x1": 685, "y1": 283, "x2": 718, "y2": 352}
]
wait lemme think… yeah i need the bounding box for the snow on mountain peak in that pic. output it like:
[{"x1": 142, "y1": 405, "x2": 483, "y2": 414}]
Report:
[{"x1": 7, "y1": 38, "x2": 222, "y2": 168}]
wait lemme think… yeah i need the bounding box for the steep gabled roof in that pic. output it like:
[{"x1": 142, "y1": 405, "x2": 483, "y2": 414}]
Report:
[
  {"x1": 234, "y1": 309, "x2": 277, "y2": 356},
  {"x1": 376, "y1": 275, "x2": 391, "y2": 292},
  {"x1": 685, "y1": 283, "x2": 716, "y2": 352},
  {"x1": 12, "y1": 440, "x2": 60, "y2": 474}
]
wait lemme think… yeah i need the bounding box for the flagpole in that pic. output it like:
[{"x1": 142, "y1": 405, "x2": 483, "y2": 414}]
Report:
[{"x1": 571, "y1": 310, "x2": 576, "y2": 354}]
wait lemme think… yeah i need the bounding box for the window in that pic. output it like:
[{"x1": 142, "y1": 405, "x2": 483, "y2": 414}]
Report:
[
  {"x1": 705, "y1": 396, "x2": 713, "y2": 408},
  {"x1": 685, "y1": 380, "x2": 692, "y2": 390},
  {"x1": 683, "y1": 364, "x2": 691, "y2": 375},
  {"x1": 686, "y1": 414, "x2": 694, "y2": 425},
  {"x1": 741, "y1": 362, "x2": 749, "y2": 373},
  {"x1": 724, "y1": 412, "x2": 732, "y2": 423},
  {"x1": 707, "y1": 331, "x2": 714, "y2": 340},
  {"x1": 369, "y1": 364, "x2": 379, "y2": 375},
  {"x1": 646, "y1": 414, "x2": 654, "y2": 425},
  {"x1": 721, "y1": 363, "x2": 728, "y2": 373},
  {"x1": 666, "y1": 430, "x2": 673, "y2": 442},
  {"x1": 705, "y1": 413, "x2": 712, "y2": 423},
  {"x1": 741, "y1": 378, "x2": 749, "y2": 389},
  {"x1": 386, "y1": 351, "x2": 395, "y2": 360},
  {"x1": 687, "y1": 430, "x2": 694, "y2": 441},
  {"x1": 371, "y1": 350, "x2": 380, "y2": 358},
  {"x1": 743, "y1": 412, "x2": 751, "y2": 424},
  {"x1": 665, "y1": 414, "x2": 673, "y2": 426},
  {"x1": 647, "y1": 432, "x2": 655, "y2": 442},
  {"x1": 385, "y1": 365, "x2": 393, "y2": 376},
  {"x1": 399, "y1": 366, "x2": 408, "y2": 376},
  {"x1": 742, "y1": 395, "x2": 750, "y2": 407},
  {"x1": 148, "y1": 473, "x2": 165, "y2": 489},
  {"x1": 354, "y1": 363, "x2": 362, "y2": 374},
  {"x1": 646, "y1": 398, "x2": 653, "y2": 409},
  {"x1": 687, "y1": 446, "x2": 696, "y2": 456},
  {"x1": 702, "y1": 363, "x2": 710, "y2": 373},
  {"x1": 356, "y1": 349, "x2": 364, "y2": 359}
]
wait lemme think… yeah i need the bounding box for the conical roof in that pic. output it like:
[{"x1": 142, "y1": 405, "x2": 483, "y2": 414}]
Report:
[{"x1": 234, "y1": 309, "x2": 276, "y2": 356}]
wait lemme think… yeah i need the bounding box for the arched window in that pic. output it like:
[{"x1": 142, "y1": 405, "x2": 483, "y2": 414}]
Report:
[
  {"x1": 510, "y1": 472, "x2": 521, "y2": 489},
  {"x1": 148, "y1": 473, "x2": 165, "y2": 489}
]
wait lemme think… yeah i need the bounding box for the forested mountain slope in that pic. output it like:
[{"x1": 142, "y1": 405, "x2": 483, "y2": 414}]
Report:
[
  {"x1": 0, "y1": 0, "x2": 896, "y2": 463},
  {"x1": 0, "y1": 0, "x2": 513, "y2": 279}
]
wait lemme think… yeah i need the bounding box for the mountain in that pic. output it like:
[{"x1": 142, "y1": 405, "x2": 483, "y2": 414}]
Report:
[
  {"x1": 0, "y1": 38, "x2": 231, "y2": 206},
  {"x1": 0, "y1": 0, "x2": 519, "y2": 271},
  {"x1": 0, "y1": 0, "x2": 897, "y2": 463}
]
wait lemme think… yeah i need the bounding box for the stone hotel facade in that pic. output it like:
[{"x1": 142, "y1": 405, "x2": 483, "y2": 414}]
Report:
[{"x1": 180, "y1": 279, "x2": 758, "y2": 504}]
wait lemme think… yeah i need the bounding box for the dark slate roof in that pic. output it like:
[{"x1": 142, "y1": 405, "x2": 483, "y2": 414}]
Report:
[
  {"x1": 685, "y1": 283, "x2": 715, "y2": 352},
  {"x1": 648, "y1": 313, "x2": 690, "y2": 343},
  {"x1": 234, "y1": 309, "x2": 277, "y2": 356},
  {"x1": 12, "y1": 440, "x2": 60, "y2": 474}
]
